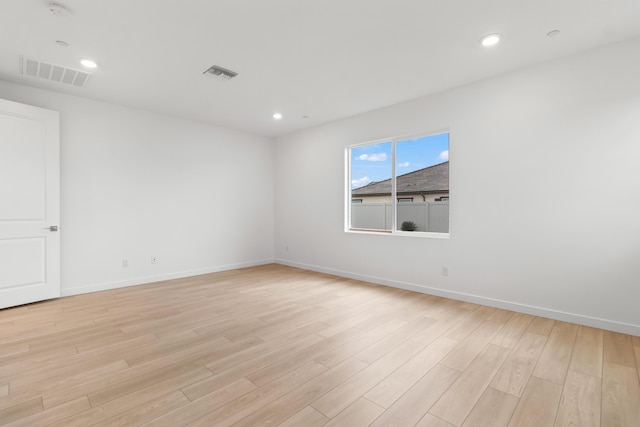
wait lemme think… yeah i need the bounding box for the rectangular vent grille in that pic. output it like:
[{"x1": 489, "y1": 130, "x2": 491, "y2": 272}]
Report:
[
  {"x1": 203, "y1": 65, "x2": 238, "y2": 81},
  {"x1": 21, "y1": 57, "x2": 92, "y2": 88}
]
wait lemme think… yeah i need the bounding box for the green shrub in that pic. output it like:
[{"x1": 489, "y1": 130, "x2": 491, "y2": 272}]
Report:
[{"x1": 400, "y1": 221, "x2": 417, "y2": 231}]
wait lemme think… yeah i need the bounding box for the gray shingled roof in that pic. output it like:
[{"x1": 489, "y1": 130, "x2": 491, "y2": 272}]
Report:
[{"x1": 352, "y1": 161, "x2": 449, "y2": 196}]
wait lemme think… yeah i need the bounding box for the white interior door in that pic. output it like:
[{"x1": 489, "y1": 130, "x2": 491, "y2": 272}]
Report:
[{"x1": 0, "y1": 98, "x2": 60, "y2": 309}]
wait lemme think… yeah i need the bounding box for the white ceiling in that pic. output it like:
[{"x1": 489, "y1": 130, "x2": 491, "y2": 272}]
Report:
[{"x1": 1, "y1": 0, "x2": 640, "y2": 138}]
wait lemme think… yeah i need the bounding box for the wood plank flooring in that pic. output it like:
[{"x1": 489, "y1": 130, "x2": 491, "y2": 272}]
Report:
[{"x1": 1, "y1": 264, "x2": 638, "y2": 426}]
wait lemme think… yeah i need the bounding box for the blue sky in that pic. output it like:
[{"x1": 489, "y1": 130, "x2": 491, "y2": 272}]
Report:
[{"x1": 351, "y1": 133, "x2": 449, "y2": 189}]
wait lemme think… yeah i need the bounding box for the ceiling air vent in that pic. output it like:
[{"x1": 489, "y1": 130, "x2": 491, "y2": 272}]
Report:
[
  {"x1": 203, "y1": 65, "x2": 238, "y2": 81},
  {"x1": 20, "y1": 56, "x2": 92, "y2": 88}
]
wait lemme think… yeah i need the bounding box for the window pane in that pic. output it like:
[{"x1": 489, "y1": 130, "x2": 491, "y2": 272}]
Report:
[
  {"x1": 395, "y1": 133, "x2": 449, "y2": 233},
  {"x1": 350, "y1": 141, "x2": 392, "y2": 231}
]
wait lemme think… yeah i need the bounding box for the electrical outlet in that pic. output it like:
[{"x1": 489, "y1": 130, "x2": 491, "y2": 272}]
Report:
[
  {"x1": 151, "y1": 257, "x2": 157, "y2": 264},
  {"x1": 123, "y1": 259, "x2": 128, "y2": 268},
  {"x1": 441, "y1": 266, "x2": 449, "y2": 276}
]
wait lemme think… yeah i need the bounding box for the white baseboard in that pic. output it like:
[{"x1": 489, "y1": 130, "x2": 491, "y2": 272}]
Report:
[
  {"x1": 276, "y1": 259, "x2": 640, "y2": 336},
  {"x1": 61, "y1": 259, "x2": 275, "y2": 297}
]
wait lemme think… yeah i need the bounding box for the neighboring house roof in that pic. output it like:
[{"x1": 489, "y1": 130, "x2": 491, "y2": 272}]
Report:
[{"x1": 352, "y1": 161, "x2": 449, "y2": 196}]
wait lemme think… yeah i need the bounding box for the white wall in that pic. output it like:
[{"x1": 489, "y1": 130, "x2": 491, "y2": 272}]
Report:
[
  {"x1": 0, "y1": 80, "x2": 275, "y2": 295},
  {"x1": 275, "y1": 37, "x2": 640, "y2": 335}
]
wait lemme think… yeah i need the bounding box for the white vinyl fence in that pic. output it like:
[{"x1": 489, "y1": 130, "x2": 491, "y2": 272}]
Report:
[{"x1": 351, "y1": 202, "x2": 449, "y2": 233}]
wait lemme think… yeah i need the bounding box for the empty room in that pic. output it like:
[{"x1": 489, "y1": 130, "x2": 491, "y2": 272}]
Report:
[{"x1": 1, "y1": 1, "x2": 639, "y2": 426}]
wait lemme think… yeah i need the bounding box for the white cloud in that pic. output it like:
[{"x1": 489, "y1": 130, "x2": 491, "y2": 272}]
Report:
[
  {"x1": 439, "y1": 150, "x2": 449, "y2": 161},
  {"x1": 398, "y1": 161, "x2": 410, "y2": 168},
  {"x1": 351, "y1": 176, "x2": 371, "y2": 188},
  {"x1": 358, "y1": 153, "x2": 387, "y2": 161}
]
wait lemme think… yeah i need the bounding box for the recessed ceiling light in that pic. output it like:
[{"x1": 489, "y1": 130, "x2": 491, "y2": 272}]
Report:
[
  {"x1": 273, "y1": 113, "x2": 282, "y2": 120},
  {"x1": 203, "y1": 65, "x2": 238, "y2": 81},
  {"x1": 480, "y1": 33, "x2": 502, "y2": 47},
  {"x1": 80, "y1": 58, "x2": 98, "y2": 69},
  {"x1": 547, "y1": 30, "x2": 560, "y2": 37}
]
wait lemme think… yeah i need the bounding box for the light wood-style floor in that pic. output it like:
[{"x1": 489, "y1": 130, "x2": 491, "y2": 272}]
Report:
[{"x1": 1, "y1": 264, "x2": 639, "y2": 426}]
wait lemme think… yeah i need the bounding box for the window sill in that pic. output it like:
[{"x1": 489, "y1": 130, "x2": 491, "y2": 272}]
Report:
[{"x1": 346, "y1": 229, "x2": 450, "y2": 239}]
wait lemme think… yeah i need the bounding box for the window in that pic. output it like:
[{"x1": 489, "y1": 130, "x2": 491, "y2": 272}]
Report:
[{"x1": 348, "y1": 131, "x2": 449, "y2": 234}]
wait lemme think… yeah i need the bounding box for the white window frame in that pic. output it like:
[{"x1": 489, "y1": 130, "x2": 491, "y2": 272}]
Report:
[{"x1": 345, "y1": 130, "x2": 450, "y2": 238}]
